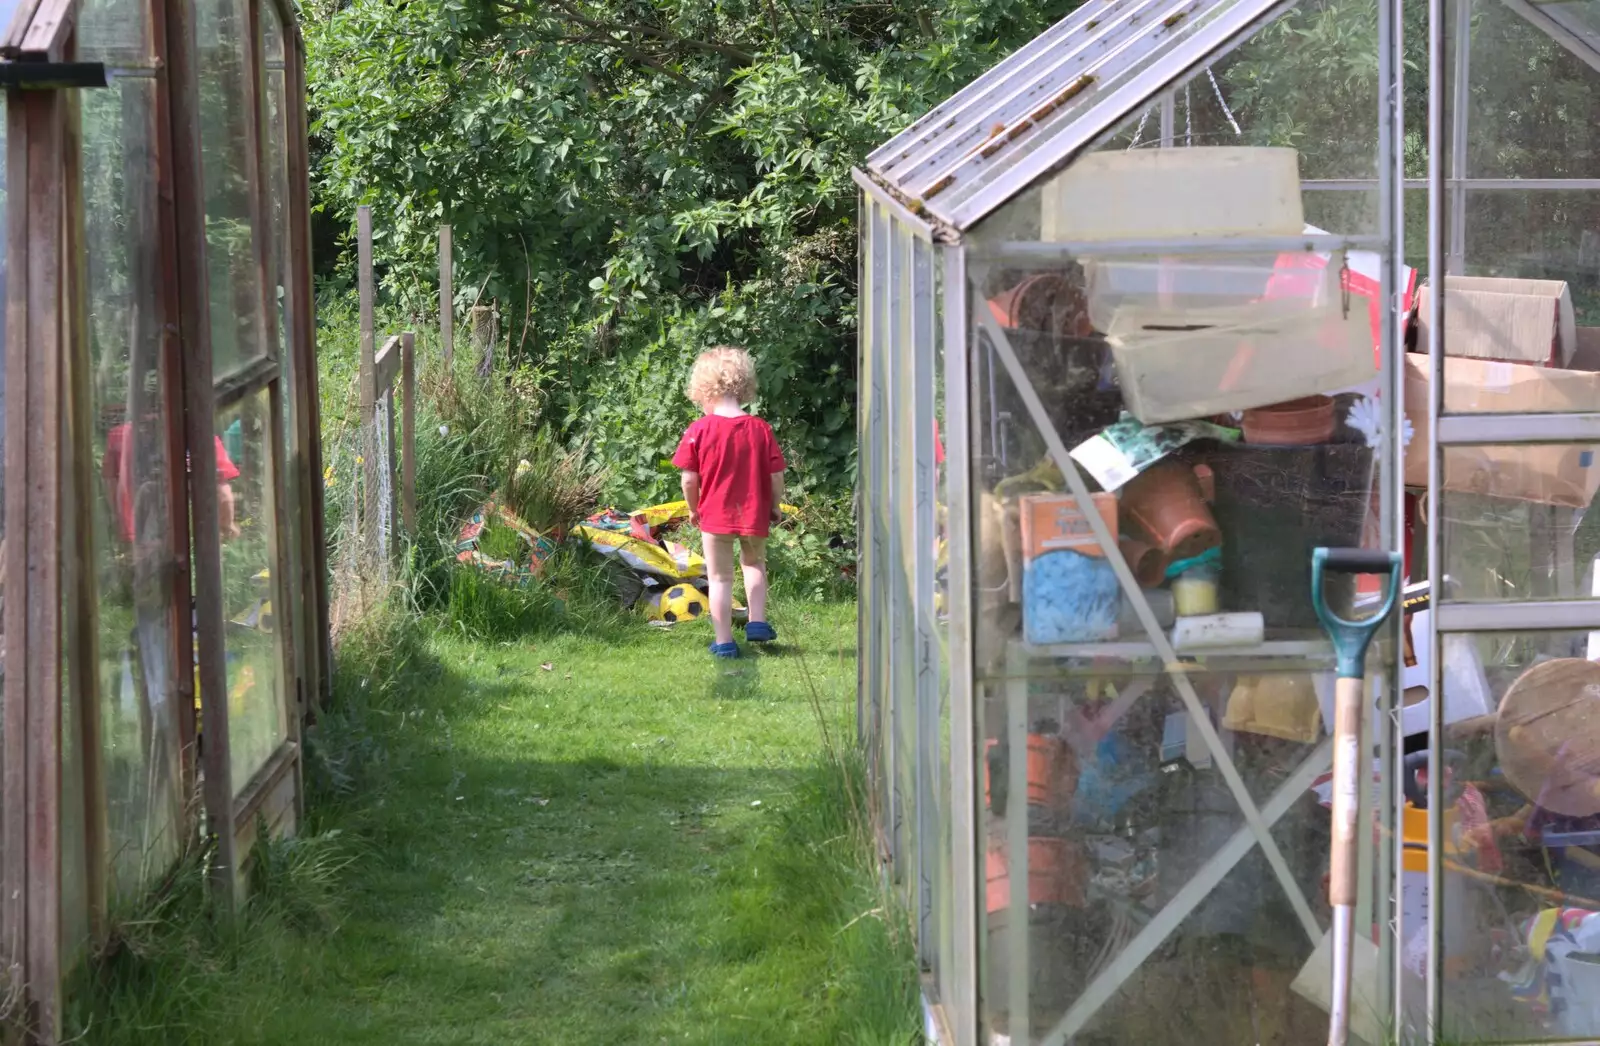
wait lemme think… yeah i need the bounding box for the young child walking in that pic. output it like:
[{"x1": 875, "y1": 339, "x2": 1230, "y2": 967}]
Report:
[{"x1": 672, "y1": 346, "x2": 785, "y2": 658}]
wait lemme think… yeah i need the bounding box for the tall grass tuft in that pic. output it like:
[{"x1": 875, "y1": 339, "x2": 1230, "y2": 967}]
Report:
[
  {"x1": 248, "y1": 827, "x2": 358, "y2": 933},
  {"x1": 500, "y1": 428, "x2": 608, "y2": 536}
]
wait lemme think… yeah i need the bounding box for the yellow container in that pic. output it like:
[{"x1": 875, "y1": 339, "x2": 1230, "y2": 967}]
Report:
[{"x1": 1400, "y1": 802, "x2": 1459, "y2": 873}]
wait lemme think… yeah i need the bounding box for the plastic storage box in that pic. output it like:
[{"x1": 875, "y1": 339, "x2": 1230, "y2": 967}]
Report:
[{"x1": 1102, "y1": 252, "x2": 1375, "y2": 424}]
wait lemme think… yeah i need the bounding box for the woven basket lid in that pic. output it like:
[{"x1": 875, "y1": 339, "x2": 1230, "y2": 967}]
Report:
[{"x1": 1496, "y1": 658, "x2": 1600, "y2": 817}]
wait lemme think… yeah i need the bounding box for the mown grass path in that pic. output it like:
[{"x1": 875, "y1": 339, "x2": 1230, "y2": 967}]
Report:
[{"x1": 179, "y1": 601, "x2": 916, "y2": 1046}]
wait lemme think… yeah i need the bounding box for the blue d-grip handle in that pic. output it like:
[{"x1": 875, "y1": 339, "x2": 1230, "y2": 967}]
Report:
[{"x1": 1311, "y1": 547, "x2": 1403, "y2": 679}]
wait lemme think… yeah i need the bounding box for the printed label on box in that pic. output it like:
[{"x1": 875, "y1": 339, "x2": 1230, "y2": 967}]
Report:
[
  {"x1": 1019, "y1": 493, "x2": 1118, "y2": 562},
  {"x1": 1041, "y1": 507, "x2": 1103, "y2": 551}
]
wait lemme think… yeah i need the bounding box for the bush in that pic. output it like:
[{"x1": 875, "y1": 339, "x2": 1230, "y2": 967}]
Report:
[{"x1": 767, "y1": 494, "x2": 857, "y2": 603}]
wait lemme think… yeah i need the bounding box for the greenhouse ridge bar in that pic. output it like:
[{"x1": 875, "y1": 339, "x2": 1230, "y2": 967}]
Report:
[
  {"x1": 0, "y1": 0, "x2": 329, "y2": 1034},
  {"x1": 857, "y1": 0, "x2": 1600, "y2": 1043}
]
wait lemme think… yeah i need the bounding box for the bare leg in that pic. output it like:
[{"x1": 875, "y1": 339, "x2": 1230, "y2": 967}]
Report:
[
  {"x1": 741, "y1": 536, "x2": 769, "y2": 624},
  {"x1": 705, "y1": 534, "x2": 736, "y2": 646}
]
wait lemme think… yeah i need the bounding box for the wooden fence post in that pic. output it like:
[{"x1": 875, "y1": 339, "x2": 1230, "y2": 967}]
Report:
[
  {"x1": 357, "y1": 206, "x2": 378, "y2": 564},
  {"x1": 402, "y1": 330, "x2": 416, "y2": 533},
  {"x1": 439, "y1": 225, "x2": 452, "y2": 368},
  {"x1": 471, "y1": 304, "x2": 496, "y2": 376}
]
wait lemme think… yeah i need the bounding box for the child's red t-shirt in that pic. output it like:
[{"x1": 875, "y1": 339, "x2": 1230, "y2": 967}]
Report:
[{"x1": 672, "y1": 414, "x2": 785, "y2": 537}]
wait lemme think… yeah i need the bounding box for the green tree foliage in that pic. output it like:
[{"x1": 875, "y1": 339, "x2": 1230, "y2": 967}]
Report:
[{"x1": 304, "y1": 0, "x2": 1086, "y2": 502}]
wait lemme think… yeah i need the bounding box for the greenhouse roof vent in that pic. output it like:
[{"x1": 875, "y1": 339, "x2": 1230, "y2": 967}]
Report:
[{"x1": 863, "y1": 0, "x2": 1283, "y2": 233}]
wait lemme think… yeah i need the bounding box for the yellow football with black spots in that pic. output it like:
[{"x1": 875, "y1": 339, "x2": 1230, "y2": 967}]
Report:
[{"x1": 652, "y1": 584, "x2": 709, "y2": 624}]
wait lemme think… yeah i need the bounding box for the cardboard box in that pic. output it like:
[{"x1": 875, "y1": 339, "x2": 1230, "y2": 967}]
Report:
[
  {"x1": 1041, "y1": 147, "x2": 1303, "y2": 244},
  {"x1": 1415, "y1": 276, "x2": 1576, "y2": 367},
  {"x1": 1403, "y1": 353, "x2": 1600, "y2": 507},
  {"x1": 1018, "y1": 493, "x2": 1117, "y2": 562},
  {"x1": 1573, "y1": 325, "x2": 1600, "y2": 370}
]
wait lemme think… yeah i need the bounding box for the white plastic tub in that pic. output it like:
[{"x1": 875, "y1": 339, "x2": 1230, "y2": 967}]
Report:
[{"x1": 1041, "y1": 146, "x2": 1304, "y2": 243}]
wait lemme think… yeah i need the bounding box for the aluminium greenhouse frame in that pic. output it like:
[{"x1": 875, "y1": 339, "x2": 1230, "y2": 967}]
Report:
[
  {"x1": 858, "y1": 0, "x2": 1600, "y2": 1042},
  {"x1": 857, "y1": 2, "x2": 1408, "y2": 1041},
  {"x1": 0, "y1": 0, "x2": 328, "y2": 1034}
]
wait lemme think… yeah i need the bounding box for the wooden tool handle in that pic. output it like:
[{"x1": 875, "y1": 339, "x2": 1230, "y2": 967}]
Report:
[{"x1": 1329, "y1": 675, "x2": 1364, "y2": 908}]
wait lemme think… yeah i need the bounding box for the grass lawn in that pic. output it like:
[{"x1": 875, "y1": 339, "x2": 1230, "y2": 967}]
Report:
[{"x1": 72, "y1": 600, "x2": 920, "y2": 1046}]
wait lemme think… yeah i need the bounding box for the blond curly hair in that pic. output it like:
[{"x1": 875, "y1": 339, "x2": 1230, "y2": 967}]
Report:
[{"x1": 686, "y1": 345, "x2": 758, "y2": 407}]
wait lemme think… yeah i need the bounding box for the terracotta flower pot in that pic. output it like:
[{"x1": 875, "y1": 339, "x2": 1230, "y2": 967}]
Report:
[
  {"x1": 1119, "y1": 534, "x2": 1166, "y2": 588},
  {"x1": 984, "y1": 734, "x2": 1076, "y2": 813},
  {"x1": 986, "y1": 838, "x2": 1089, "y2": 912},
  {"x1": 1119, "y1": 460, "x2": 1221, "y2": 564},
  {"x1": 1240, "y1": 395, "x2": 1337, "y2": 446},
  {"x1": 987, "y1": 272, "x2": 1094, "y2": 338}
]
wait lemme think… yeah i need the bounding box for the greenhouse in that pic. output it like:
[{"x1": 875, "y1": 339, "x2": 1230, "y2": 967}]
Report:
[
  {"x1": 0, "y1": 0, "x2": 327, "y2": 1036},
  {"x1": 856, "y1": 0, "x2": 1600, "y2": 1043}
]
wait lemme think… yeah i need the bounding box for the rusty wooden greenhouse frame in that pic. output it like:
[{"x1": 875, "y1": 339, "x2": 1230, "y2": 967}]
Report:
[{"x1": 0, "y1": 0, "x2": 326, "y2": 1033}]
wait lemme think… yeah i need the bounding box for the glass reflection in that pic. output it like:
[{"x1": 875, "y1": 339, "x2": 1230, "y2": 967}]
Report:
[
  {"x1": 84, "y1": 68, "x2": 187, "y2": 896},
  {"x1": 196, "y1": 0, "x2": 270, "y2": 375},
  {"x1": 262, "y1": 0, "x2": 304, "y2": 709},
  {"x1": 1412, "y1": 632, "x2": 1600, "y2": 1041},
  {"x1": 220, "y1": 390, "x2": 287, "y2": 797}
]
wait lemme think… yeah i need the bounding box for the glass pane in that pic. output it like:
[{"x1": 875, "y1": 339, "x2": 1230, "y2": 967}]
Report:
[
  {"x1": 62, "y1": 630, "x2": 87, "y2": 961},
  {"x1": 1543, "y1": 0, "x2": 1600, "y2": 40},
  {"x1": 84, "y1": 72, "x2": 187, "y2": 896},
  {"x1": 976, "y1": 663, "x2": 1341, "y2": 1043},
  {"x1": 262, "y1": 0, "x2": 302, "y2": 707},
  {"x1": 1465, "y1": 192, "x2": 1600, "y2": 325},
  {"x1": 1088, "y1": 0, "x2": 1383, "y2": 237},
  {"x1": 0, "y1": 0, "x2": 22, "y2": 45},
  {"x1": 859, "y1": 198, "x2": 877, "y2": 808},
  {"x1": 963, "y1": 263, "x2": 1393, "y2": 1041},
  {"x1": 971, "y1": 246, "x2": 1378, "y2": 444},
  {"x1": 943, "y1": 0, "x2": 1285, "y2": 218},
  {"x1": 76, "y1": 0, "x2": 152, "y2": 68},
  {"x1": 869, "y1": 202, "x2": 891, "y2": 841},
  {"x1": 220, "y1": 389, "x2": 287, "y2": 797},
  {"x1": 1430, "y1": 196, "x2": 1600, "y2": 385},
  {"x1": 932, "y1": 248, "x2": 956, "y2": 1009},
  {"x1": 263, "y1": 0, "x2": 284, "y2": 62},
  {"x1": 1433, "y1": 629, "x2": 1600, "y2": 1042},
  {"x1": 1464, "y1": 1, "x2": 1600, "y2": 181},
  {"x1": 1433, "y1": 0, "x2": 1600, "y2": 413},
  {"x1": 962, "y1": 1, "x2": 1401, "y2": 1020},
  {"x1": 892, "y1": 220, "x2": 916, "y2": 884},
  {"x1": 1435, "y1": 444, "x2": 1597, "y2": 602},
  {"x1": 196, "y1": 0, "x2": 270, "y2": 376}
]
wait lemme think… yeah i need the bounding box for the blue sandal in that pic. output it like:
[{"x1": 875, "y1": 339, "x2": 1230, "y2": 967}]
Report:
[
  {"x1": 744, "y1": 621, "x2": 777, "y2": 644},
  {"x1": 709, "y1": 641, "x2": 742, "y2": 659}
]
